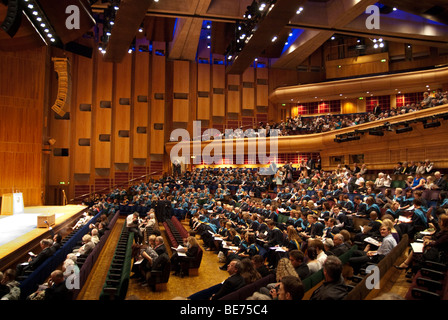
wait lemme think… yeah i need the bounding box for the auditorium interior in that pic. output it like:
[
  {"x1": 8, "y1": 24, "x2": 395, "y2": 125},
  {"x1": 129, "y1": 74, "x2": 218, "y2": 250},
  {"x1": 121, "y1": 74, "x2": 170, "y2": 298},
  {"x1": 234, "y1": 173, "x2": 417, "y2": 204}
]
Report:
[{"x1": 1, "y1": 0, "x2": 448, "y2": 304}]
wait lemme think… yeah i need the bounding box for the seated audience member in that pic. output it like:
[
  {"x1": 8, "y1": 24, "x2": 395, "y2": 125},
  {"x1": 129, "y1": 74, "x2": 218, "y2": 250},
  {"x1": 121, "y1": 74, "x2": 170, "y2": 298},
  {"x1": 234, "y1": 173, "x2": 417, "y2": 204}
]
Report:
[
  {"x1": 16, "y1": 239, "x2": 54, "y2": 276},
  {"x1": 170, "y1": 236, "x2": 200, "y2": 277},
  {"x1": 306, "y1": 246, "x2": 321, "y2": 275},
  {"x1": 411, "y1": 172, "x2": 426, "y2": 191},
  {"x1": 251, "y1": 255, "x2": 271, "y2": 278},
  {"x1": 269, "y1": 275, "x2": 304, "y2": 301},
  {"x1": 329, "y1": 233, "x2": 350, "y2": 257},
  {"x1": 309, "y1": 256, "x2": 348, "y2": 300},
  {"x1": 50, "y1": 233, "x2": 62, "y2": 254},
  {"x1": 73, "y1": 234, "x2": 95, "y2": 257},
  {"x1": 395, "y1": 214, "x2": 448, "y2": 272},
  {"x1": 288, "y1": 250, "x2": 310, "y2": 280},
  {"x1": 434, "y1": 171, "x2": 447, "y2": 191},
  {"x1": 210, "y1": 260, "x2": 246, "y2": 300},
  {"x1": 43, "y1": 270, "x2": 73, "y2": 301},
  {"x1": 349, "y1": 223, "x2": 397, "y2": 274},
  {"x1": 0, "y1": 272, "x2": 9, "y2": 298},
  {"x1": 0, "y1": 269, "x2": 20, "y2": 300},
  {"x1": 240, "y1": 258, "x2": 262, "y2": 285},
  {"x1": 259, "y1": 257, "x2": 299, "y2": 298}
]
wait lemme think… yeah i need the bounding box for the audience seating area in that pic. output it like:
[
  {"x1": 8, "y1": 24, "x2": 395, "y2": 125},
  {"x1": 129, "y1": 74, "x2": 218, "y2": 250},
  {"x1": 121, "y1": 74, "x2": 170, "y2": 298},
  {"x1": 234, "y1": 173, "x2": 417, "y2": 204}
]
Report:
[
  {"x1": 99, "y1": 223, "x2": 134, "y2": 300},
  {"x1": 18, "y1": 210, "x2": 103, "y2": 299},
  {"x1": 344, "y1": 234, "x2": 409, "y2": 300},
  {"x1": 405, "y1": 260, "x2": 448, "y2": 300},
  {"x1": 72, "y1": 210, "x2": 120, "y2": 299}
]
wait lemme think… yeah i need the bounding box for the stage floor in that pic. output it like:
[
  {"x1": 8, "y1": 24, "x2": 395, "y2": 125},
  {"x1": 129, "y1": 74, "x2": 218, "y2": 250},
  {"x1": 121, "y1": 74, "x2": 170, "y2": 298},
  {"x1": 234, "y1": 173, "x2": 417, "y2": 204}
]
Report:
[{"x1": 0, "y1": 205, "x2": 87, "y2": 260}]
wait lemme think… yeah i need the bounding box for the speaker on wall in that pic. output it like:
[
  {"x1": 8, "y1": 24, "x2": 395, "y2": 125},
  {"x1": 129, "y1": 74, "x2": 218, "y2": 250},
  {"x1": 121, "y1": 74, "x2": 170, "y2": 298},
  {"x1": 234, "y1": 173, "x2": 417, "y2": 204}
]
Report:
[{"x1": 1, "y1": 0, "x2": 22, "y2": 38}]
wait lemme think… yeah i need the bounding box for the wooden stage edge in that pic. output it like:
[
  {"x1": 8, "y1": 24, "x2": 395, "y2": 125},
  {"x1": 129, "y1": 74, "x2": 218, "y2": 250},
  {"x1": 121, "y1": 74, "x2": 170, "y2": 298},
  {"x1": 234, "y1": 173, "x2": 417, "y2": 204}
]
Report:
[{"x1": 0, "y1": 205, "x2": 88, "y2": 271}]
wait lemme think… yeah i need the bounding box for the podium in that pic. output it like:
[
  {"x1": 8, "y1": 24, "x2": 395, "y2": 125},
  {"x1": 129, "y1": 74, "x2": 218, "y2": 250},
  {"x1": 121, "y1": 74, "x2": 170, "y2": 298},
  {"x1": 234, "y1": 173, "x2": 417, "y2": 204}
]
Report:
[{"x1": 1, "y1": 193, "x2": 24, "y2": 215}]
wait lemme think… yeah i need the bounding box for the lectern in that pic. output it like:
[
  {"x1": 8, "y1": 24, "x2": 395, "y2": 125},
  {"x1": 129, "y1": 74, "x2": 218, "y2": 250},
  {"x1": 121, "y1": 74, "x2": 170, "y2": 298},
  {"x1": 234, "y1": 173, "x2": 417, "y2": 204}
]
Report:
[{"x1": 1, "y1": 192, "x2": 24, "y2": 215}]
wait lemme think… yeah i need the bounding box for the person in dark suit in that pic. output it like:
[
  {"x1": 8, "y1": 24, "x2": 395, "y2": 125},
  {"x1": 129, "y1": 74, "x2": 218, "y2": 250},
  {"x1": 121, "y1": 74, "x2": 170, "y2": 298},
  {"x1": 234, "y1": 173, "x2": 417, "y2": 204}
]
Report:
[
  {"x1": 16, "y1": 239, "x2": 54, "y2": 277},
  {"x1": 373, "y1": 104, "x2": 381, "y2": 116},
  {"x1": 154, "y1": 236, "x2": 167, "y2": 255},
  {"x1": 211, "y1": 259, "x2": 246, "y2": 300},
  {"x1": 309, "y1": 256, "x2": 348, "y2": 300},
  {"x1": 329, "y1": 233, "x2": 350, "y2": 257},
  {"x1": 171, "y1": 236, "x2": 200, "y2": 276},
  {"x1": 288, "y1": 250, "x2": 310, "y2": 280},
  {"x1": 44, "y1": 270, "x2": 73, "y2": 301},
  {"x1": 434, "y1": 171, "x2": 447, "y2": 191}
]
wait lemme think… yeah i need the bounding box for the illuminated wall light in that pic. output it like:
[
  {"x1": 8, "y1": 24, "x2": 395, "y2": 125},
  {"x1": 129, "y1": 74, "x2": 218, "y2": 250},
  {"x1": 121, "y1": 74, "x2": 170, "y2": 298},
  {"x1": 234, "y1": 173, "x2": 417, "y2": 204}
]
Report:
[
  {"x1": 271, "y1": 36, "x2": 277, "y2": 42},
  {"x1": 296, "y1": 7, "x2": 304, "y2": 14}
]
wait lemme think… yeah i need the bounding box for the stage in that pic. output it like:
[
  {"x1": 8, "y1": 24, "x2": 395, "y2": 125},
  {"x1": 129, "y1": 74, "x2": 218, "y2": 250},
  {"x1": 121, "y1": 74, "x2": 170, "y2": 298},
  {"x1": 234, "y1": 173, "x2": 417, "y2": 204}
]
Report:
[{"x1": 0, "y1": 205, "x2": 87, "y2": 261}]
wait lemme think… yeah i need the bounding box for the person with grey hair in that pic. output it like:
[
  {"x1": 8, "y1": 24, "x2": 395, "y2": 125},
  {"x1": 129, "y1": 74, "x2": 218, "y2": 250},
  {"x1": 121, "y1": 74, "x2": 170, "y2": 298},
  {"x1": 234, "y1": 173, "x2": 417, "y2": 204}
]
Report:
[
  {"x1": 309, "y1": 256, "x2": 348, "y2": 300},
  {"x1": 211, "y1": 259, "x2": 245, "y2": 300},
  {"x1": 330, "y1": 233, "x2": 350, "y2": 257},
  {"x1": 1, "y1": 269, "x2": 20, "y2": 300}
]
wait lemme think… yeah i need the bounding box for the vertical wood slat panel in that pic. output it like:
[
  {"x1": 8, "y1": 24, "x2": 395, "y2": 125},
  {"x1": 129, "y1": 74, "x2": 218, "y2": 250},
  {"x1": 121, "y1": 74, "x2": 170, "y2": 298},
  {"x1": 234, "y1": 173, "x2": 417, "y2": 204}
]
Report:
[
  {"x1": 74, "y1": 55, "x2": 93, "y2": 174},
  {"x1": 150, "y1": 42, "x2": 166, "y2": 155},
  {"x1": 227, "y1": 74, "x2": 240, "y2": 113},
  {"x1": 212, "y1": 64, "x2": 225, "y2": 117},
  {"x1": 114, "y1": 54, "x2": 132, "y2": 164},
  {"x1": 133, "y1": 51, "x2": 150, "y2": 159},
  {"x1": 197, "y1": 63, "x2": 210, "y2": 120},
  {"x1": 94, "y1": 52, "x2": 113, "y2": 168},
  {"x1": 173, "y1": 60, "x2": 190, "y2": 123},
  {"x1": 242, "y1": 67, "x2": 254, "y2": 110},
  {"x1": 0, "y1": 48, "x2": 46, "y2": 205},
  {"x1": 256, "y1": 67, "x2": 269, "y2": 107}
]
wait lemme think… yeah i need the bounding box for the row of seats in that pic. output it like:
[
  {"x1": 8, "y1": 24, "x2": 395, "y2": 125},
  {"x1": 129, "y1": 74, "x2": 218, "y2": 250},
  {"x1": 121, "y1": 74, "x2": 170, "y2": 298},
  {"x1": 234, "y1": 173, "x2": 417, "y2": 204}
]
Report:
[
  {"x1": 99, "y1": 223, "x2": 134, "y2": 300},
  {"x1": 19, "y1": 210, "x2": 103, "y2": 299},
  {"x1": 344, "y1": 234, "x2": 409, "y2": 300},
  {"x1": 163, "y1": 217, "x2": 203, "y2": 277},
  {"x1": 72, "y1": 210, "x2": 120, "y2": 299},
  {"x1": 405, "y1": 261, "x2": 448, "y2": 300},
  {"x1": 217, "y1": 244, "x2": 358, "y2": 300},
  {"x1": 118, "y1": 204, "x2": 150, "y2": 216}
]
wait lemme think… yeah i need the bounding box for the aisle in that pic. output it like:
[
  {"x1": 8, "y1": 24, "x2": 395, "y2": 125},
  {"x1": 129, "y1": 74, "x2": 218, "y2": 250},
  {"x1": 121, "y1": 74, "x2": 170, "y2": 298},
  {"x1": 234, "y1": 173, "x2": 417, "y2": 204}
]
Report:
[
  {"x1": 125, "y1": 219, "x2": 229, "y2": 300},
  {"x1": 76, "y1": 217, "x2": 126, "y2": 300}
]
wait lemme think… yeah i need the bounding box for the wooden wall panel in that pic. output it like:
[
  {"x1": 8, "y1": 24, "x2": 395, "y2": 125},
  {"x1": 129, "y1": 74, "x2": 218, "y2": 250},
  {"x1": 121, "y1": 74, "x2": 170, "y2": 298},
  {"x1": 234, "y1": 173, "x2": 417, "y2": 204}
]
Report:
[
  {"x1": 150, "y1": 42, "x2": 166, "y2": 155},
  {"x1": 133, "y1": 51, "x2": 150, "y2": 159},
  {"x1": 212, "y1": 64, "x2": 225, "y2": 117},
  {"x1": 197, "y1": 63, "x2": 210, "y2": 120},
  {"x1": 94, "y1": 53, "x2": 113, "y2": 168},
  {"x1": 326, "y1": 52, "x2": 389, "y2": 79},
  {"x1": 227, "y1": 74, "x2": 240, "y2": 114},
  {"x1": 242, "y1": 67, "x2": 255, "y2": 110},
  {"x1": 0, "y1": 48, "x2": 46, "y2": 206},
  {"x1": 197, "y1": 97, "x2": 210, "y2": 120},
  {"x1": 74, "y1": 55, "x2": 93, "y2": 174},
  {"x1": 256, "y1": 67, "x2": 269, "y2": 107},
  {"x1": 173, "y1": 60, "x2": 190, "y2": 123},
  {"x1": 114, "y1": 54, "x2": 132, "y2": 164}
]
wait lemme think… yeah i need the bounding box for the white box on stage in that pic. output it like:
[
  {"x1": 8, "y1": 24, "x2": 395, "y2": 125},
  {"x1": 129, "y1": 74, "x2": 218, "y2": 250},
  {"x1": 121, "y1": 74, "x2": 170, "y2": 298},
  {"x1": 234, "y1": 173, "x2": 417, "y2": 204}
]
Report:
[{"x1": 1, "y1": 193, "x2": 24, "y2": 215}]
